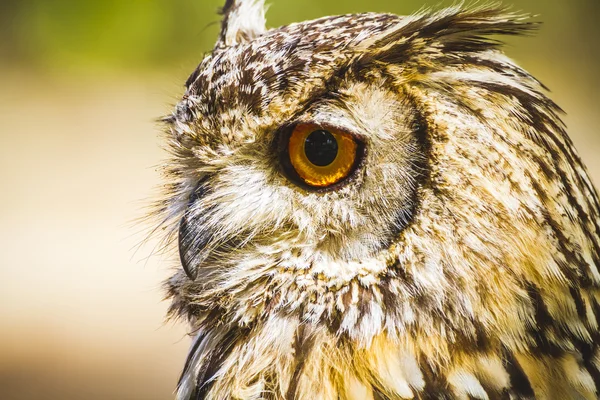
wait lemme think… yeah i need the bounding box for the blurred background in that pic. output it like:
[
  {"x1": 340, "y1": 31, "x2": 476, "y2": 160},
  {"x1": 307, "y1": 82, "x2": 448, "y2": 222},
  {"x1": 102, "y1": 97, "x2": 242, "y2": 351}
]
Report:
[{"x1": 0, "y1": 0, "x2": 598, "y2": 399}]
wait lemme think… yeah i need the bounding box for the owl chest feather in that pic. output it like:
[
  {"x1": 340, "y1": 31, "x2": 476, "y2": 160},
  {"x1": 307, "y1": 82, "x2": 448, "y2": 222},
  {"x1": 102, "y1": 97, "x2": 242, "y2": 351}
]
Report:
[{"x1": 170, "y1": 248, "x2": 600, "y2": 400}]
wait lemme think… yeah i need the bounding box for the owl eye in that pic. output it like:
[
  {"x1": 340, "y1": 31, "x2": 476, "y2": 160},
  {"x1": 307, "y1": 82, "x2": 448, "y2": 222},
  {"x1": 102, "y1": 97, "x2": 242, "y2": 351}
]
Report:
[{"x1": 282, "y1": 123, "x2": 361, "y2": 188}]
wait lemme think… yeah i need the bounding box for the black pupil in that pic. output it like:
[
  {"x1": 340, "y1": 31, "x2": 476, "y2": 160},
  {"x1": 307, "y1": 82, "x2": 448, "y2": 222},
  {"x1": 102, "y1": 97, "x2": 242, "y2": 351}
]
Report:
[{"x1": 304, "y1": 130, "x2": 338, "y2": 166}]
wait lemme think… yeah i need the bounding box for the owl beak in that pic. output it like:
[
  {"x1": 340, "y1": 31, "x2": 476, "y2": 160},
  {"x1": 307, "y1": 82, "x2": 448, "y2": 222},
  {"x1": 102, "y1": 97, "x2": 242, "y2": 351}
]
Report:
[
  {"x1": 178, "y1": 181, "x2": 210, "y2": 281},
  {"x1": 178, "y1": 213, "x2": 199, "y2": 280}
]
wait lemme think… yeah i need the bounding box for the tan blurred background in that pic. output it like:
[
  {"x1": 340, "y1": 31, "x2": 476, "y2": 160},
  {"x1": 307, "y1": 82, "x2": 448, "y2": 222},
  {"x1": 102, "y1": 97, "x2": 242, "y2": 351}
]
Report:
[{"x1": 0, "y1": 0, "x2": 598, "y2": 399}]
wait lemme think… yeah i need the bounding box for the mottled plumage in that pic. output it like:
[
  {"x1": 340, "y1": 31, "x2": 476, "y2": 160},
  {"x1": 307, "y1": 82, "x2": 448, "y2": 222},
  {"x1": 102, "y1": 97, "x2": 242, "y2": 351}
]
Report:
[{"x1": 154, "y1": 1, "x2": 600, "y2": 398}]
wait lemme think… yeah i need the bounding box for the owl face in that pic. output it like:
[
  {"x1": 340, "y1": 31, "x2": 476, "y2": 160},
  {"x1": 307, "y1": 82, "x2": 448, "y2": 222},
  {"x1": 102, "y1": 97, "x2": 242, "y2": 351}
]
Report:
[
  {"x1": 165, "y1": 6, "x2": 598, "y2": 329},
  {"x1": 161, "y1": 3, "x2": 600, "y2": 399},
  {"x1": 175, "y1": 14, "x2": 429, "y2": 281}
]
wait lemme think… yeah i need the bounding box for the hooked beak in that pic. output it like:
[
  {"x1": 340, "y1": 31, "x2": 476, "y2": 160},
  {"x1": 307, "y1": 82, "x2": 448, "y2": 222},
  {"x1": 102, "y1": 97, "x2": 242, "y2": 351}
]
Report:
[{"x1": 178, "y1": 180, "x2": 209, "y2": 280}]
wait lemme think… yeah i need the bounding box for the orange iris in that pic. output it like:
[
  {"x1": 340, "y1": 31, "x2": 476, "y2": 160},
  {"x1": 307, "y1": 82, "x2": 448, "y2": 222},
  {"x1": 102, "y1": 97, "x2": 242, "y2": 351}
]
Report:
[{"x1": 287, "y1": 123, "x2": 358, "y2": 188}]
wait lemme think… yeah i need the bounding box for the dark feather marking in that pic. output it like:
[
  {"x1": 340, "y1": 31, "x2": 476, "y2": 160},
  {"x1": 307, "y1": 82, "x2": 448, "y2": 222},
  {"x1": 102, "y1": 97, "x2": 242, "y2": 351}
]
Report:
[
  {"x1": 526, "y1": 284, "x2": 564, "y2": 357},
  {"x1": 378, "y1": 272, "x2": 403, "y2": 322},
  {"x1": 368, "y1": 41, "x2": 413, "y2": 66},
  {"x1": 483, "y1": 388, "x2": 511, "y2": 400},
  {"x1": 590, "y1": 296, "x2": 600, "y2": 333},
  {"x1": 501, "y1": 347, "x2": 535, "y2": 397},
  {"x1": 178, "y1": 330, "x2": 208, "y2": 394},
  {"x1": 573, "y1": 338, "x2": 600, "y2": 394},
  {"x1": 286, "y1": 324, "x2": 316, "y2": 399},
  {"x1": 440, "y1": 36, "x2": 505, "y2": 54},
  {"x1": 419, "y1": 358, "x2": 452, "y2": 399},
  {"x1": 194, "y1": 326, "x2": 242, "y2": 400},
  {"x1": 373, "y1": 387, "x2": 390, "y2": 400},
  {"x1": 570, "y1": 286, "x2": 587, "y2": 321},
  {"x1": 218, "y1": 0, "x2": 245, "y2": 45},
  {"x1": 358, "y1": 289, "x2": 374, "y2": 316},
  {"x1": 186, "y1": 64, "x2": 203, "y2": 89}
]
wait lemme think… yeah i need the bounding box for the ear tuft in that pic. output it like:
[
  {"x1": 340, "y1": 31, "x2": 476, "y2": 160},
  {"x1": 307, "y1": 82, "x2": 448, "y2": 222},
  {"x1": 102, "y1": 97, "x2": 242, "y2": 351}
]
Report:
[{"x1": 218, "y1": 0, "x2": 268, "y2": 47}]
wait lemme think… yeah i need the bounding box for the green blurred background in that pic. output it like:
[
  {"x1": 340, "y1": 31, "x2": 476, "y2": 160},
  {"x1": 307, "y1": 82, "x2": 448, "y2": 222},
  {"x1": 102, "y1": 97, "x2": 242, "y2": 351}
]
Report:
[{"x1": 0, "y1": 1, "x2": 598, "y2": 399}]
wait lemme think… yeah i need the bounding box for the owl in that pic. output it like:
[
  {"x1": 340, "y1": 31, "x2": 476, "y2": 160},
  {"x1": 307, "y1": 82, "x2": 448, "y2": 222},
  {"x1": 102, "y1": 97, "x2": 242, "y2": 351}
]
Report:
[{"x1": 155, "y1": 0, "x2": 600, "y2": 399}]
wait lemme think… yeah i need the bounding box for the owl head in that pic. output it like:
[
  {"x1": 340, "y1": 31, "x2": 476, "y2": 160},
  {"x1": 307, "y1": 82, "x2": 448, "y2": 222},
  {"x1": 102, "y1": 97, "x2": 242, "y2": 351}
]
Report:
[{"x1": 157, "y1": 1, "x2": 600, "y2": 398}]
